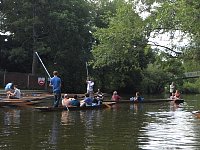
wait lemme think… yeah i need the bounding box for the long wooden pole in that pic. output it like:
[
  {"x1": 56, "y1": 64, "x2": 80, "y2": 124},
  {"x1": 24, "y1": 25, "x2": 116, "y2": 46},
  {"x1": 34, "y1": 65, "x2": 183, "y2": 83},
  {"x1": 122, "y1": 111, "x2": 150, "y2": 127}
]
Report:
[{"x1": 35, "y1": 52, "x2": 51, "y2": 79}]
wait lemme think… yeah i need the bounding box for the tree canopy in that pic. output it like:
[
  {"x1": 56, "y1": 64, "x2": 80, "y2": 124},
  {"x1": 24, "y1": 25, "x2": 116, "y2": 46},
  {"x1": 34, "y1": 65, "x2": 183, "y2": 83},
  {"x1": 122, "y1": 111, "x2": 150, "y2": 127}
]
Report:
[{"x1": 1, "y1": 0, "x2": 200, "y2": 94}]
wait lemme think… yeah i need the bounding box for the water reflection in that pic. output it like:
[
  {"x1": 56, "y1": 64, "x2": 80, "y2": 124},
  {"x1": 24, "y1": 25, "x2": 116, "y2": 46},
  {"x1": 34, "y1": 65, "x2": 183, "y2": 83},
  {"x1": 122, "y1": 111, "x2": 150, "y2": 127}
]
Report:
[
  {"x1": 1, "y1": 95, "x2": 200, "y2": 150},
  {"x1": 169, "y1": 101, "x2": 184, "y2": 111},
  {"x1": 139, "y1": 102, "x2": 199, "y2": 149},
  {"x1": 130, "y1": 103, "x2": 143, "y2": 113},
  {"x1": 4, "y1": 109, "x2": 21, "y2": 126},
  {"x1": 49, "y1": 113, "x2": 59, "y2": 148}
]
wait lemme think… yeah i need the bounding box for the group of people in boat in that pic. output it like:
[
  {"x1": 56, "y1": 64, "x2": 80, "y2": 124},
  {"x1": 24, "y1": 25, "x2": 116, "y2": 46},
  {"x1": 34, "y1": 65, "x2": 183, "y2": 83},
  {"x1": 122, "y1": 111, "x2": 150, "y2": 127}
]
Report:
[
  {"x1": 62, "y1": 92, "x2": 103, "y2": 108},
  {"x1": 4, "y1": 82, "x2": 21, "y2": 99},
  {"x1": 111, "y1": 90, "x2": 144, "y2": 103},
  {"x1": 4, "y1": 71, "x2": 180, "y2": 108},
  {"x1": 49, "y1": 70, "x2": 145, "y2": 107},
  {"x1": 130, "y1": 92, "x2": 144, "y2": 102},
  {"x1": 61, "y1": 75, "x2": 104, "y2": 108}
]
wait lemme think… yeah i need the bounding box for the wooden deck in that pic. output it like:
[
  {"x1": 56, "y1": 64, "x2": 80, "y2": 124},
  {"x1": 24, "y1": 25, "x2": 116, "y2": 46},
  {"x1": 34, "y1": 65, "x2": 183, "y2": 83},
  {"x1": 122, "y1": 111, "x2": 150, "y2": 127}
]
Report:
[{"x1": 0, "y1": 93, "x2": 53, "y2": 107}]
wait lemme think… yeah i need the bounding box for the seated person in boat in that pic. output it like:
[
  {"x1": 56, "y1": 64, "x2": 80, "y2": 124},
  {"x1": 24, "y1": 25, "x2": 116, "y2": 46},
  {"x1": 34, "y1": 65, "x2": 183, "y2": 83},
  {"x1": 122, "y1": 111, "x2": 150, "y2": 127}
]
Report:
[
  {"x1": 62, "y1": 94, "x2": 72, "y2": 107},
  {"x1": 5, "y1": 82, "x2": 14, "y2": 97},
  {"x1": 175, "y1": 90, "x2": 181, "y2": 99},
  {"x1": 111, "y1": 91, "x2": 121, "y2": 101},
  {"x1": 70, "y1": 95, "x2": 80, "y2": 107},
  {"x1": 92, "y1": 95, "x2": 102, "y2": 105},
  {"x1": 80, "y1": 93, "x2": 93, "y2": 107},
  {"x1": 130, "y1": 92, "x2": 143, "y2": 102},
  {"x1": 8, "y1": 85, "x2": 21, "y2": 99},
  {"x1": 96, "y1": 88, "x2": 104, "y2": 100}
]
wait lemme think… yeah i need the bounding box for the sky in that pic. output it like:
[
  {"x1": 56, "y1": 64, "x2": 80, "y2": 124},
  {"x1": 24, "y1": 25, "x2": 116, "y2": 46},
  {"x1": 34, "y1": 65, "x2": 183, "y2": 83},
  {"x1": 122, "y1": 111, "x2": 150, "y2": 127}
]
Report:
[{"x1": 135, "y1": 1, "x2": 190, "y2": 54}]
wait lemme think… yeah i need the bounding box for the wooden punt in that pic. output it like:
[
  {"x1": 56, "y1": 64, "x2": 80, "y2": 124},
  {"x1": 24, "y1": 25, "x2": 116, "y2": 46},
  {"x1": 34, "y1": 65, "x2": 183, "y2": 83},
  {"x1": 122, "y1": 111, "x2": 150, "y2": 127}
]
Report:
[
  {"x1": 0, "y1": 100, "x2": 43, "y2": 107},
  {"x1": 103, "y1": 99, "x2": 184, "y2": 104},
  {"x1": 35, "y1": 102, "x2": 116, "y2": 112},
  {"x1": 0, "y1": 96, "x2": 47, "y2": 107}
]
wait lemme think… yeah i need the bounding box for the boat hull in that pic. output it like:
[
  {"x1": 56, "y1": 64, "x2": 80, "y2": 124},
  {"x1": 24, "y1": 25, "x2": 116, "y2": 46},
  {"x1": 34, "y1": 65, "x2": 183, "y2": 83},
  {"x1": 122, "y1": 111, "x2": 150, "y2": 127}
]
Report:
[
  {"x1": 35, "y1": 102, "x2": 116, "y2": 111},
  {"x1": 103, "y1": 99, "x2": 184, "y2": 104}
]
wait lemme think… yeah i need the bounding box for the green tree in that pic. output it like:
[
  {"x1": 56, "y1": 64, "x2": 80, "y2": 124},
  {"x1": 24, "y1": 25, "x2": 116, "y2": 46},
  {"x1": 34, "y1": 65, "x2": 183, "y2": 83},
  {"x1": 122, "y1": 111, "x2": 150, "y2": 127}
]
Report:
[
  {"x1": 0, "y1": 0, "x2": 93, "y2": 92},
  {"x1": 91, "y1": 0, "x2": 153, "y2": 93}
]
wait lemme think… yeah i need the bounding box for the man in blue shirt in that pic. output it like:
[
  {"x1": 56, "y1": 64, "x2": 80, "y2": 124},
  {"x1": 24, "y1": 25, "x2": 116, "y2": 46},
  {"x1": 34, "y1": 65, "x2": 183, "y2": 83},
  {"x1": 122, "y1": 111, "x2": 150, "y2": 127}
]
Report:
[
  {"x1": 80, "y1": 93, "x2": 93, "y2": 107},
  {"x1": 50, "y1": 71, "x2": 61, "y2": 107}
]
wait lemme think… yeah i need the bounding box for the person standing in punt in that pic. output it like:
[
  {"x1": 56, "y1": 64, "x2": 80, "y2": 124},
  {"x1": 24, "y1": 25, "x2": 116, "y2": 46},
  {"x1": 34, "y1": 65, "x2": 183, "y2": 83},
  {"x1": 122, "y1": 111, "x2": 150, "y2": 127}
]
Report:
[
  {"x1": 86, "y1": 77, "x2": 94, "y2": 98},
  {"x1": 50, "y1": 71, "x2": 61, "y2": 107},
  {"x1": 170, "y1": 82, "x2": 175, "y2": 96},
  {"x1": 8, "y1": 85, "x2": 21, "y2": 99},
  {"x1": 111, "y1": 91, "x2": 121, "y2": 102}
]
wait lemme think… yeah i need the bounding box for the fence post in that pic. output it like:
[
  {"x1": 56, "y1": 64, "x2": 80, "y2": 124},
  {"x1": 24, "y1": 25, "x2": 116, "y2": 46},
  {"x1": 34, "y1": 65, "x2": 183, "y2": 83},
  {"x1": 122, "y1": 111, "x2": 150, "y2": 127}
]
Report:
[
  {"x1": 3, "y1": 70, "x2": 6, "y2": 86},
  {"x1": 27, "y1": 74, "x2": 30, "y2": 89}
]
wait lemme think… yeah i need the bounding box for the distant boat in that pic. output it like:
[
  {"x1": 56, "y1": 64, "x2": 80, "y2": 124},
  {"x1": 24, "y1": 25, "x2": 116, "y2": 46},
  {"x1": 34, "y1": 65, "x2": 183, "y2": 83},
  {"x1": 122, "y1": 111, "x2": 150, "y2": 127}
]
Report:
[{"x1": 103, "y1": 99, "x2": 184, "y2": 104}]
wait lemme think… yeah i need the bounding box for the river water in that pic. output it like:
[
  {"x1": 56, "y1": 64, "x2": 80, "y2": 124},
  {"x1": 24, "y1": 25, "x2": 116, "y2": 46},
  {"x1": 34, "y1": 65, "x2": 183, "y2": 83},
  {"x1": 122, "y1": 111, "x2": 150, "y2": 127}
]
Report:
[{"x1": 0, "y1": 94, "x2": 200, "y2": 150}]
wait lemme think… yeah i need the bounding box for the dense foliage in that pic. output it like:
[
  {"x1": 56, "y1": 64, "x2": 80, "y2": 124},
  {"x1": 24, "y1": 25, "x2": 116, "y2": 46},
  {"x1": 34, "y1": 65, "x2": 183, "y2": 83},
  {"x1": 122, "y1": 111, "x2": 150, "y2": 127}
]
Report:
[{"x1": 0, "y1": 0, "x2": 200, "y2": 94}]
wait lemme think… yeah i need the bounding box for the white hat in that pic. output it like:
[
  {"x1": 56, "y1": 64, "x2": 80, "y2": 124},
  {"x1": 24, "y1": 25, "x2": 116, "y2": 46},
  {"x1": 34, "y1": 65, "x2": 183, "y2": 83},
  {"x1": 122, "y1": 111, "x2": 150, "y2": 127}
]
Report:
[
  {"x1": 113, "y1": 91, "x2": 117, "y2": 94},
  {"x1": 64, "y1": 94, "x2": 68, "y2": 98}
]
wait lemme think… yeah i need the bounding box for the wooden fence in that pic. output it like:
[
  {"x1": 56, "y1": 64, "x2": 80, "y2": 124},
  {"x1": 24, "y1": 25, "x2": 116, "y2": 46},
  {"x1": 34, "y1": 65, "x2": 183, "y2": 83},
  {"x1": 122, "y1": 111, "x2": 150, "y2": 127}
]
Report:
[{"x1": 0, "y1": 71, "x2": 50, "y2": 90}]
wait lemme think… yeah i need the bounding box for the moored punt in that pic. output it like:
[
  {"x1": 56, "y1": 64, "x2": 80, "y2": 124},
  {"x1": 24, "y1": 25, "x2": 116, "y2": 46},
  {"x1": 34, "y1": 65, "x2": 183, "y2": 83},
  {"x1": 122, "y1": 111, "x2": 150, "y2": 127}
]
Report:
[
  {"x1": 103, "y1": 99, "x2": 184, "y2": 104},
  {"x1": 0, "y1": 99, "x2": 43, "y2": 107},
  {"x1": 35, "y1": 102, "x2": 116, "y2": 112},
  {"x1": 0, "y1": 94, "x2": 53, "y2": 107}
]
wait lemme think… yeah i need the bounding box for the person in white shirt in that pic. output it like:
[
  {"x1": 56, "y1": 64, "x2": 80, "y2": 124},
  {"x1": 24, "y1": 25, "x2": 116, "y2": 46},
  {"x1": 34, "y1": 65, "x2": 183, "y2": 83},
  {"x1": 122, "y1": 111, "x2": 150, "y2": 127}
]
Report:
[
  {"x1": 170, "y1": 82, "x2": 175, "y2": 96},
  {"x1": 86, "y1": 77, "x2": 94, "y2": 98}
]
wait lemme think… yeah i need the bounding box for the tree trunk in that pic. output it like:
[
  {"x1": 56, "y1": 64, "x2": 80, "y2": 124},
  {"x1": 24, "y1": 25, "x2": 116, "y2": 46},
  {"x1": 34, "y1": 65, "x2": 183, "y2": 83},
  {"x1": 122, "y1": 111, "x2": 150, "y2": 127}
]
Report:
[{"x1": 31, "y1": 1, "x2": 37, "y2": 75}]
